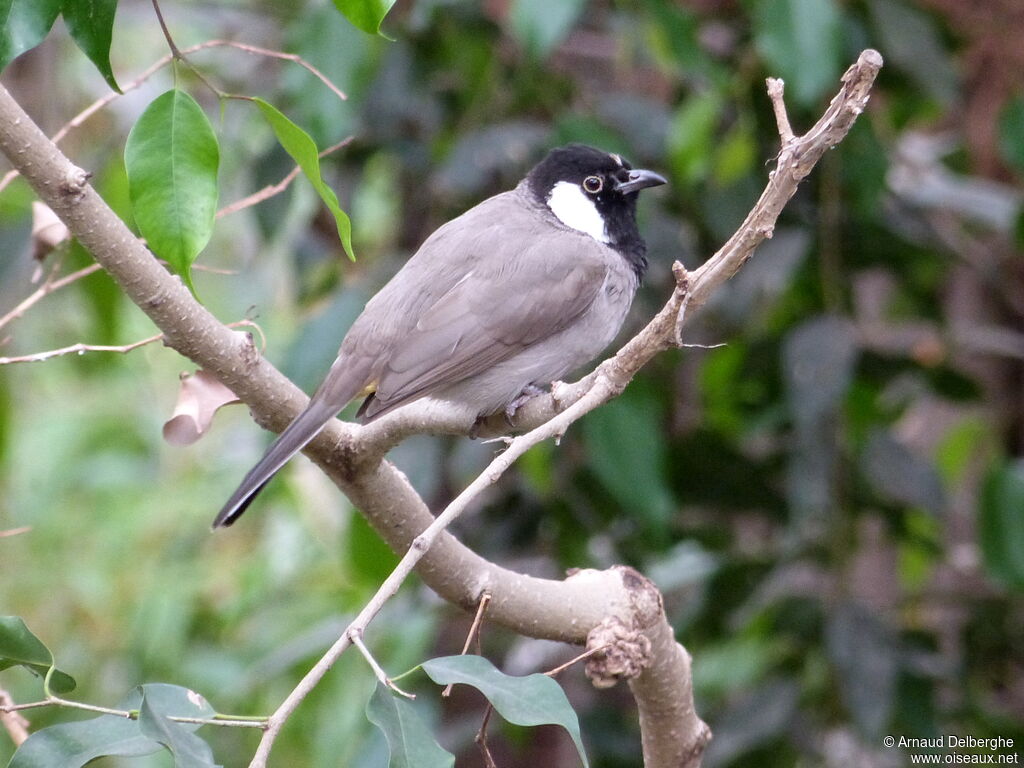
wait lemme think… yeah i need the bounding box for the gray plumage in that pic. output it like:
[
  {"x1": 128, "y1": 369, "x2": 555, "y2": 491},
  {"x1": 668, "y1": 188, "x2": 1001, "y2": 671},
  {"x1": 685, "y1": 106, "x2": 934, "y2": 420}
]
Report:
[{"x1": 214, "y1": 145, "x2": 664, "y2": 528}]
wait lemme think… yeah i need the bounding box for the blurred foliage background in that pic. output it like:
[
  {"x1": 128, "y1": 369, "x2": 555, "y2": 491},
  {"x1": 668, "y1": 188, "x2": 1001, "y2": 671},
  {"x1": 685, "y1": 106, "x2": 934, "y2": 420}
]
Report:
[{"x1": 1, "y1": 0, "x2": 1023, "y2": 765}]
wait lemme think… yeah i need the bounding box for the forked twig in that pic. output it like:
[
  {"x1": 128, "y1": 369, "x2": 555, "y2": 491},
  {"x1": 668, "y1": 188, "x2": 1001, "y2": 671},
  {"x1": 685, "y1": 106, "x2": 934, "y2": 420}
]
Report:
[{"x1": 442, "y1": 591, "x2": 491, "y2": 697}]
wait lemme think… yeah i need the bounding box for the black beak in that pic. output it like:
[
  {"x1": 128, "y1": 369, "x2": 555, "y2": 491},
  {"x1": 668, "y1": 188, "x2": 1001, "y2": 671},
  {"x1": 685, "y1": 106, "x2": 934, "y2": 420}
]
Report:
[{"x1": 615, "y1": 168, "x2": 667, "y2": 195}]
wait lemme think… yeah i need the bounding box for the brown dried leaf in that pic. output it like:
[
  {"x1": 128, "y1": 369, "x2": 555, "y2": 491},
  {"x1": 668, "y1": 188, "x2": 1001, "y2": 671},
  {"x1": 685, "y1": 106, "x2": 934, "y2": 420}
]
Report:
[
  {"x1": 163, "y1": 369, "x2": 240, "y2": 446},
  {"x1": 31, "y1": 201, "x2": 70, "y2": 261}
]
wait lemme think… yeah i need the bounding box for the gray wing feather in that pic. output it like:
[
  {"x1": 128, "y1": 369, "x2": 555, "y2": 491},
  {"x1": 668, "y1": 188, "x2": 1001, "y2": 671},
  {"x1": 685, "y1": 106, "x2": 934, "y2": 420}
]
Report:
[{"x1": 371, "y1": 237, "x2": 607, "y2": 412}]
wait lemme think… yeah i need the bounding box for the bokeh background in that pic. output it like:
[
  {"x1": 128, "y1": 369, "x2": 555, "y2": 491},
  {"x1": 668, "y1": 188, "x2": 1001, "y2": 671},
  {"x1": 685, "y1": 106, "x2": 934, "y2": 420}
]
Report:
[{"x1": 1, "y1": 0, "x2": 1022, "y2": 765}]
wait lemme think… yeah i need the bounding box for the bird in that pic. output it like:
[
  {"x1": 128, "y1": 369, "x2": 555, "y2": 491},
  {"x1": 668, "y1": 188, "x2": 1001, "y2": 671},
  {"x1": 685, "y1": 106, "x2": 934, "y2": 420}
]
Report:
[{"x1": 214, "y1": 144, "x2": 666, "y2": 528}]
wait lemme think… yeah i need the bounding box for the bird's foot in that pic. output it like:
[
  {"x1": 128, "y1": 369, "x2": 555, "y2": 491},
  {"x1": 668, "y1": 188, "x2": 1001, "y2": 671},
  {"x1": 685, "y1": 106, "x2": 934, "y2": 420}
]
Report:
[{"x1": 504, "y1": 384, "x2": 547, "y2": 426}]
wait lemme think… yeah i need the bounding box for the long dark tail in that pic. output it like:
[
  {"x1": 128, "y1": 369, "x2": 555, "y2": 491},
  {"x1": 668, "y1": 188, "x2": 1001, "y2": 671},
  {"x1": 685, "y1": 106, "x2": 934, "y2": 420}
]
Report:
[{"x1": 213, "y1": 361, "x2": 370, "y2": 528}]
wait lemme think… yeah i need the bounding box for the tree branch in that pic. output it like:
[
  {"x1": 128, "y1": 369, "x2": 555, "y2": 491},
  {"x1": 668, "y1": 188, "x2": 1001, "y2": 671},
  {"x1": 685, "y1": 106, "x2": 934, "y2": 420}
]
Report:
[{"x1": 0, "y1": 48, "x2": 881, "y2": 768}]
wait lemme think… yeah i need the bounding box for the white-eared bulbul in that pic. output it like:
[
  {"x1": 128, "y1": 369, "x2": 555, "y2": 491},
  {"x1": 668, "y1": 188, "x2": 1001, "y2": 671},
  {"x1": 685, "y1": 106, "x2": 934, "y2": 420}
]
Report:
[{"x1": 214, "y1": 144, "x2": 666, "y2": 527}]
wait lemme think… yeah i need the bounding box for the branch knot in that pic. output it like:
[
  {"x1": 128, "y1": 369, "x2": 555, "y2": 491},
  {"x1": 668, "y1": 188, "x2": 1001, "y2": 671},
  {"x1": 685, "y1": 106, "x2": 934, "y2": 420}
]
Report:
[
  {"x1": 585, "y1": 616, "x2": 653, "y2": 689},
  {"x1": 59, "y1": 166, "x2": 91, "y2": 200}
]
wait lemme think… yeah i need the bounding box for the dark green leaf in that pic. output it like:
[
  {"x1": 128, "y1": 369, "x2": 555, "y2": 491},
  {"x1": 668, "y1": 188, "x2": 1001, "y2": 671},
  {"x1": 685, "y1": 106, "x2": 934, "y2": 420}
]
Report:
[
  {"x1": 9, "y1": 714, "x2": 158, "y2": 768},
  {"x1": 254, "y1": 98, "x2": 355, "y2": 261},
  {"x1": 979, "y1": 459, "x2": 1024, "y2": 589},
  {"x1": 61, "y1": 0, "x2": 120, "y2": 91},
  {"x1": 752, "y1": 0, "x2": 841, "y2": 107},
  {"x1": 7, "y1": 684, "x2": 213, "y2": 767},
  {"x1": 330, "y1": 0, "x2": 395, "y2": 37},
  {"x1": 124, "y1": 89, "x2": 219, "y2": 291},
  {"x1": 422, "y1": 655, "x2": 589, "y2": 767},
  {"x1": 998, "y1": 96, "x2": 1024, "y2": 175},
  {"x1": 365, "y1": 685, "x2": 454, "y2": 768},
  {"x1": 0, "y1": 616, "x2": 76, "y2": 694},
  {"x1": 582, "y1": 387, "x2": 673, "y2": 535},
  {"x1": 0, "y1": 0, "x2": 61, "y2": 70},
  {"x1": 826, "y1": 602, "x2": 898, "y2": 738},
  {"x1": 508, "y1": 0, "x2": 586, "y2": 59},
  {"x1": 138, "y1": 690, "x2": 219, "y2": 768},
  {"x1": 347, "y1": 511, "x2": 400, "y2": 585},
  {"x1": 862, "y1": 430, "x2": 946, "y2": 516}
]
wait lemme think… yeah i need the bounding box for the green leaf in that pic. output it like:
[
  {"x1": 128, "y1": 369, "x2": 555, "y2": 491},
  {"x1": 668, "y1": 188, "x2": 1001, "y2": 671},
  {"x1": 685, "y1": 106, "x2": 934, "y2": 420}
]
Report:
[
  {"x1": 980, "y1": 459, "x2": 1024, "y2": 590},
  {"x1": 667, "y1": 93, "x2": 721, "y2": 185},
  {"x1": 61, "y1": 0, "x2": 120, "y2": 91},
  {"x1": 752, "y1": 0, "x2": 842, "y2": 107},
  {"x1": 9, "y1": 715, "x2": 159, "y2": 767},
  {"x1": 0, "y1": 616, "x2": 76, "y2": 694},
  {"x1": 253, "y1": 98, "x2": 355, "y2": 261},
  {"x1": 0, "y1": 0, "x2": 61, "y2": 71},
  {"x1": 347, "y1": 510, "x2": 401, "y2": 586},
  {"x1": 8, "y1": 684, "x2": 214, "y2": 768},
  {"x1": 124, "y1": 89, "x2": 220, "y2": 291},
  {"x1": 712, "y1": 121, "x2": 757, "y2": 186},
  {"x1": 866, "y1": 0, "x2": 957, "y2": 105},
  {"x1": 998, "y1": 96, "x2": 1024, "y2": 175},
  {"x1": 365, "y1": 685, "x2": 454, "y2": 768},
  {"x1": 509, "y1": 0, "x2": 586, "y2": 59},
  {"x1": 422, "y1": 655, "x2": 589, "y2": 767},
  {"x1": 330, "y1": 0, "x2": 395, "y2": 37},
  {"x1": 583, "y1": 387, "x2": 673, "y2": 537},
  {"x1": 138, "y1": 690, "x2": 219, "y2": 768}
]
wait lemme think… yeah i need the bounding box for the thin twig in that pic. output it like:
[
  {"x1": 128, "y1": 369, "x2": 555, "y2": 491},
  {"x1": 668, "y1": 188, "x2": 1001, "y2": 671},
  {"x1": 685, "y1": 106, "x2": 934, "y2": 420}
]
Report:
[
  {"x1": 766, "y1": 78, "x2": 794, "y2": 145},
  {"x1": 0, "y1": 333, "x2": 165, "y2": 364},
  {"x1": 3, "y1": 691, "x2": 267, "y2": 729},
  {"x1": 207, "y1": 40, "x2": 347, "y2": 103},
  {"x1": 442, "y1": 591, "x2": 491, "y2": 697},
  {"x1": 0, "y1": 263, "x2": 103, "y2": 333},
  {"x1": 45, "y1": 696, "x2": 267, "y2": 728},
  {"x1": 349, "y1": 630, "x2": 416, "y2": 699},
  {"x1": 475, "y1": 703, "x2": 499, "y2": 768},
  {"x1": 150, "y1": 0, "x2": 227, "y2": 99},
  {"x1": 544, "y1": 644, "x2": 608, "y2": 679},
  {"x1": 0, "y1": 320, "x2": 263, "y2": 365},
  {"x1": 0, "y1": 699, "x2": 52, "y2": 712},
  {"x1": 0, "y1": 689, "x2": 30, "y2": 747}
]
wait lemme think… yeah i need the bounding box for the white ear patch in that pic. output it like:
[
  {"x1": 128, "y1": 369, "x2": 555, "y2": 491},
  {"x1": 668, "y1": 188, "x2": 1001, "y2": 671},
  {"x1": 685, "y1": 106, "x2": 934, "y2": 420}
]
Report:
[{"x1": 546, "y1": 181, "x2": 609, "y2": 243}]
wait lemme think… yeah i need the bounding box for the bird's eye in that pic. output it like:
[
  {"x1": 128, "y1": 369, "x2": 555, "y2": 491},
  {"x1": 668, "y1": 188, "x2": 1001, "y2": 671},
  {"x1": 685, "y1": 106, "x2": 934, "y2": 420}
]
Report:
[{"x1": 582, "y1": 175, "x2": 603, "y2": 194}]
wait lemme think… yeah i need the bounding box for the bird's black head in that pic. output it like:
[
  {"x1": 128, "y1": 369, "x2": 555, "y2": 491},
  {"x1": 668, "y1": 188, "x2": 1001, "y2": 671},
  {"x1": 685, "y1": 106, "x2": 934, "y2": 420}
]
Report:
[{"x1": 526, "y1": 144, "x2": 666, "y2": 277}]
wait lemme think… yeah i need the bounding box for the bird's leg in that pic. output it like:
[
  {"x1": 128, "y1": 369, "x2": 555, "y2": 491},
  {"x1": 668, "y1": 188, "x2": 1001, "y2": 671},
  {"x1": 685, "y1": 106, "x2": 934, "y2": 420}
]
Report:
[
  {"x1": 504, "y1": 383, "x2": 547, "y2": 426},
  {"x1": 468, "y1": 417, "x2": 485, "y2": 440}
]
